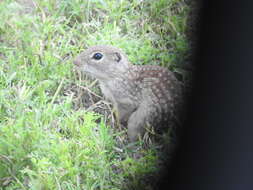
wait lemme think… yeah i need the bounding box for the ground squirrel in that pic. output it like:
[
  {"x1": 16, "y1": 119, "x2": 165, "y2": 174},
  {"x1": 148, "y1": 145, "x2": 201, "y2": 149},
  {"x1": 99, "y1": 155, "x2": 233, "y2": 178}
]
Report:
[{"x1": 73, "y1": 45, "x2": 182, "y2": 142}]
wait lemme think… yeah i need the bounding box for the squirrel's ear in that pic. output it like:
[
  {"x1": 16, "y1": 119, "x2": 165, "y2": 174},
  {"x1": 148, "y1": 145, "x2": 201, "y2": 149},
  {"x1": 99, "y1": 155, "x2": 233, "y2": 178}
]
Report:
[{"x1": 113, "y1": 52, "x2": 122, "y2": 62}]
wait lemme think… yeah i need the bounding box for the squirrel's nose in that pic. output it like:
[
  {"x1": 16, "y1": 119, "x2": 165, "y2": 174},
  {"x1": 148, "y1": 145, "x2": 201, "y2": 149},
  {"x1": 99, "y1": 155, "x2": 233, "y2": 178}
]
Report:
[{"x1": 73, "y1": 59, "x2": 82, "y2": 67}]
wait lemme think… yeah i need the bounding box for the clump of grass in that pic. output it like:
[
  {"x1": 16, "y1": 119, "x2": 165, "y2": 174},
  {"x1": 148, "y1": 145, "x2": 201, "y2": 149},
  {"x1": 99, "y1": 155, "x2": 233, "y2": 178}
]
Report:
[{"x1": 0, "y1": 0, "x2": 191, "y2": 189}]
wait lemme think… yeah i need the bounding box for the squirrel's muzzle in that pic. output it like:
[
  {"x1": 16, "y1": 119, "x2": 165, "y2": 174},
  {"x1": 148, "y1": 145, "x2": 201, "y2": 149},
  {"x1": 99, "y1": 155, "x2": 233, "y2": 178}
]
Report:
[{"x1": 73, "y1": 58, "x2": 82, "y2": 67}]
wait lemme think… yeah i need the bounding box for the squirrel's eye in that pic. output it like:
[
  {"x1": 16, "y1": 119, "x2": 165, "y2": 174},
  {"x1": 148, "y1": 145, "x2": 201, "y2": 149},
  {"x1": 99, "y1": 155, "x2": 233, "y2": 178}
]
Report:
[{"x1": 92, "y1": 53, "x2": 103, "y2": 60}]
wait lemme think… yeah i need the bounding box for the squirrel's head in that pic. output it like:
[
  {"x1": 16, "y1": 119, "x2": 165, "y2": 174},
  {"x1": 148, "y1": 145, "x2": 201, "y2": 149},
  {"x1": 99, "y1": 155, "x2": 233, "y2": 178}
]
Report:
[{"x1": 73, "y1": 45, "x2": 131, "y2": 81}]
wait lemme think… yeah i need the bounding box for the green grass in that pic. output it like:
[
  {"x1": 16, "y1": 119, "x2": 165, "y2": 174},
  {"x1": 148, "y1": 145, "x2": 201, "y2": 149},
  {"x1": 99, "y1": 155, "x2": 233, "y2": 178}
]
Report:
[{"x1": 0, "y1": 0, "x2": 191, "y2": 189}]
